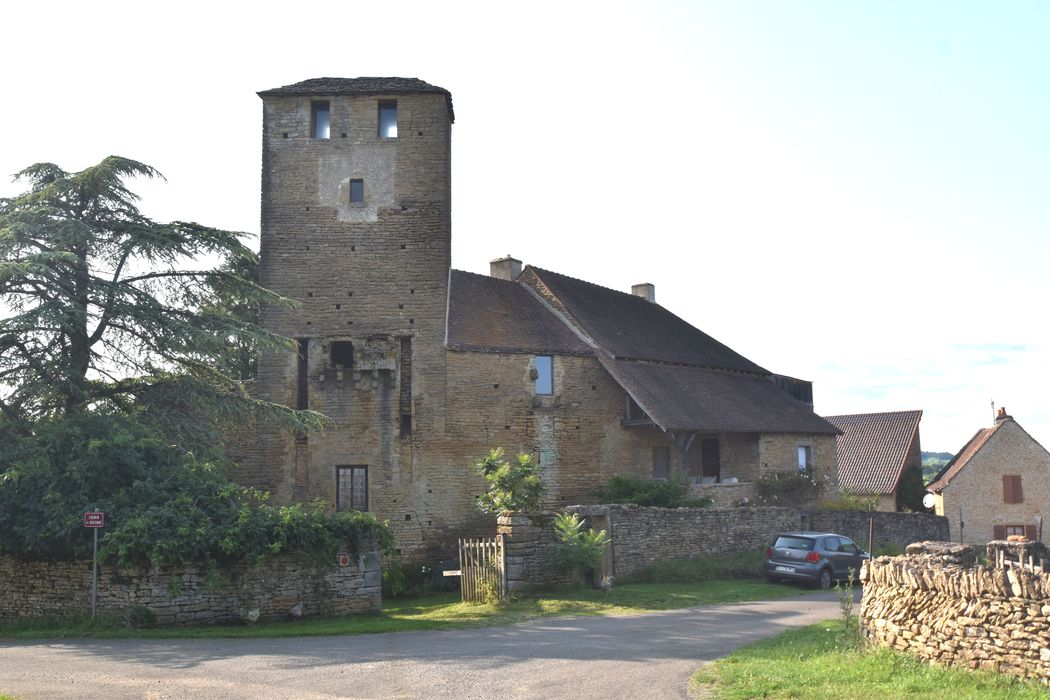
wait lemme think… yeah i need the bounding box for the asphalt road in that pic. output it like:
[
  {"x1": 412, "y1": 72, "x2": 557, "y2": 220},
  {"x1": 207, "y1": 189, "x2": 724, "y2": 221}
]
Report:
[{"x1": 0, "y1": 591, "x2": 842, "y2": 699}]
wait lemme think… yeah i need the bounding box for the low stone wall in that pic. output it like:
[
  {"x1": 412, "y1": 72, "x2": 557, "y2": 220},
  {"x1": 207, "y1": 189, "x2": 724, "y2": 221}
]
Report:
[
  {"x1": 0, "y1": 550, "x2": 382, "y2": 625},
  {"x1": 499, "y1": 505, "x2": 948, "y2": 590},
  {"x1": 861, "y1": 541, "x2": 1050, "y2": 683}
]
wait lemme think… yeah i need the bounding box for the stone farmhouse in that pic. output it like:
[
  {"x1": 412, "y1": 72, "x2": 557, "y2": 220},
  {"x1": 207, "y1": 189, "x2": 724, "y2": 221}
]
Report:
[
  {"x1": 825, "y1": 410, "x2": 923, "y2": 511},
  {"x1": 927, "y1": 408, "x2": 1050, "y2": 544},
  {"x1": 235, "y1": 77, "x2": 839, "y2": 557}
]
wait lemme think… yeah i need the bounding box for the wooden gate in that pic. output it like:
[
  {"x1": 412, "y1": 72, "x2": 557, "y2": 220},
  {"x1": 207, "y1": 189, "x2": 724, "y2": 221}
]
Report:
[{"x1": 458, "y1": 534, "x2": 507, "y2": 603}]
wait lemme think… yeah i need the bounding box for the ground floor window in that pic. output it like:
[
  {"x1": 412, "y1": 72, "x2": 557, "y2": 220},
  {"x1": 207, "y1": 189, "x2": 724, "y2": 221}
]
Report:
[
  {"x1": 797, "y1": 444, "x2": 812, "y2": 472},
  {"x1": 336, "y1": 465, "x2": 368, "y2": 511}
]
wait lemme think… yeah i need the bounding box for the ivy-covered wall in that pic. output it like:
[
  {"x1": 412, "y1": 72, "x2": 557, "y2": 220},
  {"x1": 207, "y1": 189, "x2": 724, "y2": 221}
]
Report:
[{"x1": 0, "y1": 550, "x2": 381, "y2": 625}]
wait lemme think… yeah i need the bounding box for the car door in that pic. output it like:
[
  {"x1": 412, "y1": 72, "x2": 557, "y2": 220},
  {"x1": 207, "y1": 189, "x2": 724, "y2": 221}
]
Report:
[
  {"x1": 838, "y1": 537, "x2": 864, "y2": 577},
  {"x1": 822, "y1": 536, "x2": 843, "y2": 577}
]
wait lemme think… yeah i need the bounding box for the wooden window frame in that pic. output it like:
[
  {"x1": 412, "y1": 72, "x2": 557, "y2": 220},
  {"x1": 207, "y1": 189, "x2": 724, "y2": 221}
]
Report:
[{"x1": 336, "y1": 465, "x2": 368, "y2": 512}]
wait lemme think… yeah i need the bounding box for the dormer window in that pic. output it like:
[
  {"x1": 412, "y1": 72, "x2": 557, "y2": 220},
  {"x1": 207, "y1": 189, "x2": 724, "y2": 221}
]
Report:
[
  {"x1": 312, "y1": 101, "x2": 330, "y2": 139},
  {"x1": 378, "y1": 100, "x2": 397, "y2": 138}
]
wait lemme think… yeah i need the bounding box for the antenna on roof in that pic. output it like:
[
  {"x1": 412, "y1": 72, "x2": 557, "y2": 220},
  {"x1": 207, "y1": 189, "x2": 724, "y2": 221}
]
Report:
[{"x1": 991, "y1": 399, "x2": 996, "y2": 424}]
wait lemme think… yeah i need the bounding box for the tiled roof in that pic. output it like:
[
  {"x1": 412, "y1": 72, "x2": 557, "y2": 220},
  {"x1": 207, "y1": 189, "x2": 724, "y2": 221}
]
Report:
[
  {"x1": 527, "y1": 267, "x2": 769, "y2": 374},
  {"x1": 446, "y1": 270, "x2": 592, "y2": 355},
  {"x1": 258, "y1": 77, "x2": 454, "y2": 121},
  {"x1": 825, "y1": 411, "x2": 922, "y2": 495},
  {"x1": 602, "y1": 358, "x2": 839, "y2": 434},
  {"x1": 926, "y1": 425, "x2": 998, "y2": 493}
]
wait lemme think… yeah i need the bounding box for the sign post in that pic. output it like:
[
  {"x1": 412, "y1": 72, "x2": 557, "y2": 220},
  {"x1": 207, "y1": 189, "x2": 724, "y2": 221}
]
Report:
[{"x1": 83, "y1": 510, "x2": 105, "y2": 621}]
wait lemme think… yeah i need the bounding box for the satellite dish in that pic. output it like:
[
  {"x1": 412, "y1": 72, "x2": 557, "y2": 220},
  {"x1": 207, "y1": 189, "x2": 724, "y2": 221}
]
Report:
[{"x1": 922, "y1": 492, "x2": 936, "y2": 509}]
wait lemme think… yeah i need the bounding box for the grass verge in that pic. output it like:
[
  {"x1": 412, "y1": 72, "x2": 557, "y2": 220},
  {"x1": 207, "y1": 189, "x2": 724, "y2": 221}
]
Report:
[
  {"x1": 691, "y1": 621, "x2": 1046, "y2": 699},
  {"x1": 0, "y1": 579, "x2": 803, "y2": 640}
]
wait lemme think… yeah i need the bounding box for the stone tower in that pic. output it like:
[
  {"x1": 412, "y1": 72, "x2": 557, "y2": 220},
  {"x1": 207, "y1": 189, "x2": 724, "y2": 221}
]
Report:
[{"x1": 249, "y1": 78, "x2": 454, "y2": 553}]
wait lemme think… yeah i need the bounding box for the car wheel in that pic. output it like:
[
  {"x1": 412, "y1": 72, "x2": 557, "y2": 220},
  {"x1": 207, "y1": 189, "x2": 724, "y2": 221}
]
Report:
[{"x1": 818, "y1": 568, "x2": 833, "y2": 590}]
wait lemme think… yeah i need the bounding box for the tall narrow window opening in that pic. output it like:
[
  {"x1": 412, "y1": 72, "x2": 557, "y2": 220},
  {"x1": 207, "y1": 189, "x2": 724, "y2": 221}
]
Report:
[
  {"x1": 296, "y1": 338, "x2": 309, "y2": 410},
  {"x1": 349, "y1": 179, "x2": 364, "y2": 204},
  {"x1": 534, "y1": 355, "x2": 553, "y2": 395},
  {"x1": 378, "y1": 100, "x2": 397, "y2": 138},
  {"x1": 312, "y1": 101, "x2": 330, "y2": 139},
  {"x1": 797, "y1": 445, "x2": 812, "y2": 472},
  {"x1": 336, "y1": 465, "x2": 368, "y2": 511},
  {"x1": 399, "y1": 337, "x2": 412, "y2": 438}
]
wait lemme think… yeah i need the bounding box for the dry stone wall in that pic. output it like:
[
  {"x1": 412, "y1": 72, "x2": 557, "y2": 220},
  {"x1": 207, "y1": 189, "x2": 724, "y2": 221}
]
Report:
[
  {"x1": 499, "y1": 506, "x2": 948, "y2": 589},
  {"x1": 861, "y1": 541, "x2": 1050, "y2": 683},
  {"x1": 0, "y1": 551, "x2": 381, "y2": 626}
]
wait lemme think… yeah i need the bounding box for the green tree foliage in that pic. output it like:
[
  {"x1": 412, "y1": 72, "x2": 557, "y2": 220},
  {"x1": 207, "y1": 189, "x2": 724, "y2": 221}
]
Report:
[
  {"x1": 754, "y1": 467, "x2": 826, "y2": 506},
  {"x1": 0, "y1": 156, "x2": 322, "y2": 444},
  {"x1": 473, "y1": 448, "x2": 544, "y2": 514},
  {"x1": 0, "y1": 157, "x2": 379, "y2": 566},
  {"x1": 553, "y1": 512, "x2": 610, "y2": 582},
  {"x1": 896, "y1": 464, "x2": 929, "y2": 512},
  {"x1": 591, "y1": 475, "x2": 713, "y2": 508},
  {"x1": 0, "y1": 412, "x2": 392, "y2": 566}
]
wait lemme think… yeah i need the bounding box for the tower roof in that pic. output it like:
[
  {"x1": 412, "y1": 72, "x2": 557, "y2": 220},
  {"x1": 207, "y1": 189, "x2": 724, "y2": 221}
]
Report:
[{"x1": 258, "y1": 77, "x2": 454, "y2": 121}]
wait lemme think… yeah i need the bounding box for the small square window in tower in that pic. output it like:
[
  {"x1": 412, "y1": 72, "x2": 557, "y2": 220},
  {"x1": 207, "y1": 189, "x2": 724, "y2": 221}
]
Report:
[
  {"x1": 330, "y1": 341, "x2": 354, "y2": 369},
  {"x1": 311, "y1": 101, "x2": 330, "y2": 139},
  {"x1": 349, "y1": 179, "x2": 364, "y2": 204},
  {"x1": 378, "y1": 100, "x2": 397, "y2": 138},
  {"x1": 534, "y1": 355, "x2": 553, "y2": 395}
]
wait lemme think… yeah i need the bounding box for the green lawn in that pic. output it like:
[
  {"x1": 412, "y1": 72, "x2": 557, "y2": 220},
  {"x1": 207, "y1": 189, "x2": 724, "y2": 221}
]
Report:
[
  {"x1": 0, "y1": 579, "x2": 802, "y2": 640},
  {"x1": 691, "y1": 621, "x2": 1047, "y2": 699}
]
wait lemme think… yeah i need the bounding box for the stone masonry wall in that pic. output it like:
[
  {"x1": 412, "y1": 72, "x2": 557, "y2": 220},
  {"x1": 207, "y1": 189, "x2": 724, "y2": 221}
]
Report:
[
  {"x1": 0, "y1": 550, "x2": 381, "y2": 625},
  {"x1": 861, "y1": 541, "x2": 1050, "y2": 684},
  {"x1": 499, "y1": 506, "x2": 948, "y2": 590}
]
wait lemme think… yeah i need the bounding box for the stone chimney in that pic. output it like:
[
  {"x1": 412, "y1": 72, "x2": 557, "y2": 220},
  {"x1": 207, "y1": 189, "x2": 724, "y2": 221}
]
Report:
[
  {"x1": 490, "y1": 255, "x2": 522, "y2": 281},
  {"x1": 631, "y1": 283, "x2": 656, "y2": 303},
  {"x1": 996, "y1": 407, "x2": 1012, "y2": 424}
]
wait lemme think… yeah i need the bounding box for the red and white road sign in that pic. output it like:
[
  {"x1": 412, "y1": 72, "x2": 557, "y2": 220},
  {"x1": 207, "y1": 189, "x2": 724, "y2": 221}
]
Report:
[{"x1": 83, "y1": 512, "x2": 105, "y2": 528}]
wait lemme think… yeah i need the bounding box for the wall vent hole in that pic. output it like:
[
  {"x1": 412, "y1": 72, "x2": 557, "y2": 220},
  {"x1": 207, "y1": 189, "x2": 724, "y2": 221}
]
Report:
[
  {"x1": 400, "y1": 244, "x2": 407, "y2": 249},
  {"x1": 398, "y1": 304, "x2": 404, "y2": 309},
  {"x1": 351, "y1": 245, "x2": 356, "y2": 251},
  {"x1": 341, "y1": 132, "x2": 347, "y2": 138}
]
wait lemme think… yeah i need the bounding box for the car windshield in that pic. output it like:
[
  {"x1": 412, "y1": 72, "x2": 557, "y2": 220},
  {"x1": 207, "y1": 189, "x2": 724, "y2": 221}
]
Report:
[{"x1": 773, "y1": 536, "x2": 815, "y2": 551}]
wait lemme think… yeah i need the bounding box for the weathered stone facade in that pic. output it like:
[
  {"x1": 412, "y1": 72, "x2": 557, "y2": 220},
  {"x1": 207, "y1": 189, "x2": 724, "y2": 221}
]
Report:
[
  {"x1": 0, "y1": 551, "x2": 381, "y2": 625},
  {"x1": 499, "y1": 506, "x2": 948, "y2": 590},
  {"x1": 930, "y1": 415, "x2": 1050, "y2": 543},
  {"x1": 240, "y1": 77, "x2": 842, "y2": 559},
  {"x1": 861, "y1": 540, "x2": 1050, "y2": 683}
]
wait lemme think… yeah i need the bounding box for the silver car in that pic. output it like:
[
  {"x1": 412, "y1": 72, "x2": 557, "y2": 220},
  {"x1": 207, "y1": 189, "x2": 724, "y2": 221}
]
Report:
[{"x1": 763, "y1": 531, "x2": 870, "y2": 588}]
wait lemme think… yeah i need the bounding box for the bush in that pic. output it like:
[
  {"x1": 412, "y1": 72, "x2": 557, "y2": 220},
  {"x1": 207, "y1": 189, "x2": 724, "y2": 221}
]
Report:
[
  {"x1": 553, "y1": 512, "x2": 610, "y2": 583},
  {"x1": 818, "y1": 491, "x2": 879, "y2": 511},
  {"x1": 473, "y1": 448, "x2": 544, "y2": 514},
  {"x1": 627, "y1": 550, "x2": 766, "y2": 583},
  {"x1": 753, "y1": 467, "x2": 825, "y2": 506},
  {"x1": 590, "y1": 475, "x2": 713, "y2": 508},
  {"x1": 0, "y1": 412, "x2": 394, "y2": 568}
]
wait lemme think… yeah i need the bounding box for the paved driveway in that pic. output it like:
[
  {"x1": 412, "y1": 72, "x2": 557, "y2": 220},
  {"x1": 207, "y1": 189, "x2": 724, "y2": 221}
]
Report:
[{"x1": 1, "y1": 592, "x2": 841, "y2": 699}]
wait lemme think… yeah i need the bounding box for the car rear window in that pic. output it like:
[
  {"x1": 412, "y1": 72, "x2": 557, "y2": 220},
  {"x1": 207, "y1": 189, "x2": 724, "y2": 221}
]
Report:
[{"x1": 773, "y1": 536, "x2": 815, "y2": 551}]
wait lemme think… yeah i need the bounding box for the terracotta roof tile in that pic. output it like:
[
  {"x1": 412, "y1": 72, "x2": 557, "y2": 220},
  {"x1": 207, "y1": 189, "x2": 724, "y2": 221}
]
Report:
[
  {"x1": 825, "y1": 411, "x2": 922, "y2": 495},
  {"x1": 926, "y1": 426, "x2": 998, "y2": 493}
]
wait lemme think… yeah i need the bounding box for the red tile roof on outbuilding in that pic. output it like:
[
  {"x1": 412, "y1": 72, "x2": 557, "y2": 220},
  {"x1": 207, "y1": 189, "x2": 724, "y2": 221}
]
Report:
[{"x1": 825, "y1": 410, "x2": 922, "y2": 495}]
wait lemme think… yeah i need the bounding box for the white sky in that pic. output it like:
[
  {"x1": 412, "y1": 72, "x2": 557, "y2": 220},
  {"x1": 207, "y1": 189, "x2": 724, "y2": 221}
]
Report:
[{"x1": 3, "y1": 0, "x2": 1047, "y2": 453}]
